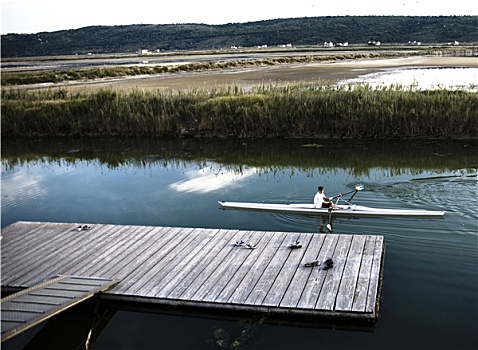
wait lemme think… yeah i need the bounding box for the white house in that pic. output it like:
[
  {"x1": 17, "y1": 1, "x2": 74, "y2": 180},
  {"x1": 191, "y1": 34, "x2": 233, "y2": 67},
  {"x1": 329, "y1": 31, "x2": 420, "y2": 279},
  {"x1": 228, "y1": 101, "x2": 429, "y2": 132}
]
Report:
[{"x1": 137, "y1": 49, "x2": 151, "y2": 56}]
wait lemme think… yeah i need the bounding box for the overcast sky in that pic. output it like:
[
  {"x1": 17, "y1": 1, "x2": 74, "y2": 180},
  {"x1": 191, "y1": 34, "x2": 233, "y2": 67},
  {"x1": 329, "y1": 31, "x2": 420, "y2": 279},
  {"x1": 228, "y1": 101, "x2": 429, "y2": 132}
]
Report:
[{"x1": 2, "y1": 0, "x2": 476, "y2": 35}]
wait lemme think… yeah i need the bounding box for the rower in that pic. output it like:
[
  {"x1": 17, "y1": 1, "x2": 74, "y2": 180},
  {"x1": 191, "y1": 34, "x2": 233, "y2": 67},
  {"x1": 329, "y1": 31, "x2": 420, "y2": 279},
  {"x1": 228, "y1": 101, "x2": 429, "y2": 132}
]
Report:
[{"x1": 314, "y1": 186, "x2": 340, "y2": 209}]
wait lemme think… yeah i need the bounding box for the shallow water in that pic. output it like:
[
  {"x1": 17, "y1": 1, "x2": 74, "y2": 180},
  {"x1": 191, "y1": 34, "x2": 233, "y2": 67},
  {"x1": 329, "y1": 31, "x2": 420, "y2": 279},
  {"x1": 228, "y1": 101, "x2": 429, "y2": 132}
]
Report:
[
  {"x1": 1, "y1": 138, "x2": 477, "y2": 350},
  {"x1": 341, "y1": 67, "x2": 478, "y2": 91}
]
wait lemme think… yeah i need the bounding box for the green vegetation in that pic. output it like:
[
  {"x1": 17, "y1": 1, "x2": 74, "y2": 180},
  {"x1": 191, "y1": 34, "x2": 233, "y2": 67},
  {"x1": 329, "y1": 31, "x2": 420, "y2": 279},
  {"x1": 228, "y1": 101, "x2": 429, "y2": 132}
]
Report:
[
  {"x1": 0, "y1": 52, "x2": 415, "y2": 86},
  {"x1": 2, "y1": 16, "x2": 477, "y2": 57},
  {"x1": 2, "y1": 84, "x2": 477, "y2": 139}
]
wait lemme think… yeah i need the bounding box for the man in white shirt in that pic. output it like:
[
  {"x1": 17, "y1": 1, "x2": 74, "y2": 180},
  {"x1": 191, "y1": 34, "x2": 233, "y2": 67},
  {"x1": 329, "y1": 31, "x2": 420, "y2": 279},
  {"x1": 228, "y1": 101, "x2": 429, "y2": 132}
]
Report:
[{"x1": 314, "y1": 186, "x2": 340, "y2": 209}]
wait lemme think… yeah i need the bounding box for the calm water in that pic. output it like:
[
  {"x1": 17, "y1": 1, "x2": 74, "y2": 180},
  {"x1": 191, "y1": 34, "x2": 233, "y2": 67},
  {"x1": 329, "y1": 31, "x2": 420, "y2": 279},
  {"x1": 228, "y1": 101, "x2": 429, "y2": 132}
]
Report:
[
  {"x1": 341, "y1": 67, "x2": 478, "y2": 91},
  {"x1": 2, "y1": 138, "x2": 477, "y2": 350}
]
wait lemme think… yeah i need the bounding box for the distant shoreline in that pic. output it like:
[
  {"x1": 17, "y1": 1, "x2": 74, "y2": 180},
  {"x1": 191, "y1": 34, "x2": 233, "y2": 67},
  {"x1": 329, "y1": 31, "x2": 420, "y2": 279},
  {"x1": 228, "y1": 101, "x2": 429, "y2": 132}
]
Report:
[
  {"x1": 79, "y1": 55, "x2": 478, "y2": 91},
  {"x1": 2, "y1": 53, "x2": 477, "y2": 139},
  {"x1": 4, "y1": 55, "x2": 477, "y2": 91}
]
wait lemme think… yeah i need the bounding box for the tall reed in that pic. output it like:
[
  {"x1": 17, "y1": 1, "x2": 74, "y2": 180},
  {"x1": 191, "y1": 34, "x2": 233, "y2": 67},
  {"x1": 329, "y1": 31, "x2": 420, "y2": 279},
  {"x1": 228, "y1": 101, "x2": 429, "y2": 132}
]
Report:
[{"x1": 2, "y1": 84, "x2": 477, "y2": 138}]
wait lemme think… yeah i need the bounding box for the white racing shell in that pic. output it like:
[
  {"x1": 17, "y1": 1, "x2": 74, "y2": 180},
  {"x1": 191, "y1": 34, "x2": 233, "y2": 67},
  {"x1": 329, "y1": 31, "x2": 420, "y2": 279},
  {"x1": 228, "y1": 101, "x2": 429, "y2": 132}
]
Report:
[{"x1": 218, "y1": 201, "x2": 445, "y2": 218}]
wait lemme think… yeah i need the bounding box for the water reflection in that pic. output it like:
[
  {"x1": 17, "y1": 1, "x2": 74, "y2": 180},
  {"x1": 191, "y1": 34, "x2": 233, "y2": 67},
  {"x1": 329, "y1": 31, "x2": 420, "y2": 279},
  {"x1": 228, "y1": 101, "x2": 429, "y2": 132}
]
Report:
[
  {"x1": 2, "y1": 137, "x2": 476, "y2": 174},
  {"x1": 170, "y1": 165, "x2": 258, "y2": 193},
  {"x1": 1, "y1": 137, "x2": 477, "y2": 350}
]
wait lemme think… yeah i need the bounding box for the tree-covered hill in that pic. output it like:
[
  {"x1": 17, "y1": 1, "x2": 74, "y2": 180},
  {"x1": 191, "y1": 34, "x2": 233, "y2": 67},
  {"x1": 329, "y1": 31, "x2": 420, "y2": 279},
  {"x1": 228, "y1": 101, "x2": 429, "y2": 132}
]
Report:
[{"x1": 2, "y1": 16, "x2": 477, "y2": 58}]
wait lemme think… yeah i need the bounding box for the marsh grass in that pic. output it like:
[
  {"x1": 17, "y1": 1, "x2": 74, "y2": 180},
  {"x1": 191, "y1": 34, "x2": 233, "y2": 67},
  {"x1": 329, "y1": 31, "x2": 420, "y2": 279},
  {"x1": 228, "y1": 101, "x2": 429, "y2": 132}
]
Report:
[{"x1": 2, "y1": 84, "x2": 477, "y2": 138}]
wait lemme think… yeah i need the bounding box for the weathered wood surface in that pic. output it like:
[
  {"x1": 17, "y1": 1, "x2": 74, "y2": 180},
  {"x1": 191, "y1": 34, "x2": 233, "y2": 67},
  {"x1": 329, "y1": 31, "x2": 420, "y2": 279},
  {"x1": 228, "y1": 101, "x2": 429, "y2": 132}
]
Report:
[
  {"x1": 1, "y1": 275, "x2": 119, "y2": 342},
  {"x1": 1, "y1": 221, "x2": 384, "y2": 321}
]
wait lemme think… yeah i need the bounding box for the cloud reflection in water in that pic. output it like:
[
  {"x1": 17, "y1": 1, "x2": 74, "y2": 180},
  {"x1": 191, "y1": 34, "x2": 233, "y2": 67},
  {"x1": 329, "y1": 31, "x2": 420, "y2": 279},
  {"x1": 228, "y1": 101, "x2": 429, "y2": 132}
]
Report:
[{"x1": 169, "y1": 164, "x2": 257, "y2": 193}]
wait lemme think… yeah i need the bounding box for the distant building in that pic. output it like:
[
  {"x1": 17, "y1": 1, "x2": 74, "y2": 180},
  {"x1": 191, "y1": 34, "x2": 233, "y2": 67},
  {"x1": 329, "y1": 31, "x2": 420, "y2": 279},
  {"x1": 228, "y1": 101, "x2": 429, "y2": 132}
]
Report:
[
  {"x1": 336, "y1": 42, "x2": 349, "y2": 47},
  {"x1": 368, "y1": 40, "x2": 381, "y2": 46},
  {"x1": 323, "y1": 41, "x2": 334, "y2": 47},
  {"x1": 137, "y1": 49, "x2": 151, "y2": 56}
]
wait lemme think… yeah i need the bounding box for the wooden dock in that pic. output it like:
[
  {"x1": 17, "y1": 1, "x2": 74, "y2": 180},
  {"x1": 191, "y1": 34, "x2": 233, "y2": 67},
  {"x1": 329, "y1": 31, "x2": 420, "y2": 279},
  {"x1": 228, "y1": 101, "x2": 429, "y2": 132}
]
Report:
[{"x1": 1, "y1": 221, "x2": 385, "y2": 328}]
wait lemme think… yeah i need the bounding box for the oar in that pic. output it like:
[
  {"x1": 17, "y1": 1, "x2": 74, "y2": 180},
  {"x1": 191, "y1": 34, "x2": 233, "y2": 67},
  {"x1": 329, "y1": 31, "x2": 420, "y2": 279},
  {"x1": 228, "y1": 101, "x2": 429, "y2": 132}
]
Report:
[
  {"x1": 348, "y1": 184, "x2": 365, "y2": 201},
  {"x1": 326, "y1": 208, "x2": 333, "y2": 232},
  {"x1": 327, "y1": 185, "x2": 364, "y2": 232},
  {"x1": 331, "y1": 184, "x2": 364, "y2": 200}
]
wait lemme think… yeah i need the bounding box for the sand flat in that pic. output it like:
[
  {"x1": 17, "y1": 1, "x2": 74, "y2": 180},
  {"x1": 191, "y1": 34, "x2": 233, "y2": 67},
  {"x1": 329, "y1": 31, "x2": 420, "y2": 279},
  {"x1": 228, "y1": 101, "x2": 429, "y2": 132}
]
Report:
[{"x1": 9, "y1": 55, "x2": 478, "y2": 91}]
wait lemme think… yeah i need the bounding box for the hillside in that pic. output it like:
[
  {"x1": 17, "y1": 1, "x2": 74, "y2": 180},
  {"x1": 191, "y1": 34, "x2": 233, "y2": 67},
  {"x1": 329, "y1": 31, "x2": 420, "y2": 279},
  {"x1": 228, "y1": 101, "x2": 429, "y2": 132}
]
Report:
[{"x1": 2, "y1": 16, "x2": 477, "y2": 58}]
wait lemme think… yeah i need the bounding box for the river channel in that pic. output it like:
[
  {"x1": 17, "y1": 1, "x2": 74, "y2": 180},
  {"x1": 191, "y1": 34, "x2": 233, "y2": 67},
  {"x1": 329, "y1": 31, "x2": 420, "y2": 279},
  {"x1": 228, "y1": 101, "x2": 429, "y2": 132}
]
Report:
[{"x1": 1, "y1": 137, "x2": 477, "y2": 350}]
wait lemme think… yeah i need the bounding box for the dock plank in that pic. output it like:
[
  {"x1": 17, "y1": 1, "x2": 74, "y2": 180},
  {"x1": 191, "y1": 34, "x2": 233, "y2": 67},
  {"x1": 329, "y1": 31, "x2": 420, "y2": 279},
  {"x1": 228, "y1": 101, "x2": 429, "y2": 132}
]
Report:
[
  {"x1": 137, "y1": 227, "x2": 225, "y2": 298},
  {"x1": 71, "y1": 225, "x2": 159, "y2": 278},
  {"x1": 2, "y1": 224, "x2": 114, "y2": 287},
  {"x1": 352, "y1": 236, "x2": 377, "y2": 312},
  {"x1": 1, "y1": 222, "x2": 50, "y2": 251},
  {"x1": 366, "y1": 236, "x2": 384, "y2": 313},
  {"x1": 262, "y1": 232, "x2": 313, "y2": 307},
  {"x1": 152, "y1": 228, "x2": 223, "y2": 298},
  {"x1": 296, "y1": 234, "x2": 339, "y2": 309},
  {"x1": 315, "y1": 235, "x2": 353, "y2": 310},
  {"x1": 335, "y1": 235, "x2": 367, "y2": 311},
  {"x1": 246, "y1": 233, "x2": 296, "y2": 306},
  {"x1": 279, "y1": 233, "x2": 325, "y2": 308},
  {"x1": 117, "y1": 226, "x2": 186, "y2": 295},
  {"x1": 177, "y1": 230, "x2": 241, "y2": 300},
  {"x1": 17, "y1": 225, "x2": 127, "y2": 287},
  {"x1": 191, "y1": 231, "x2": 255, "y2": 302},
  {"x1": 27, "y1": 225, "x2": 132, "y2": 279},
  {"x1": 1, "y1": 223, "x2": 86, "y2": 284},
  {"x1": 209, "y1": 231, "x2": 276, "y2": 304},
  {"x1": 228, "y1": 232, "x2": 287, "y2": 305},
  {"x1": 167, "y1": 229, "x2": 235, "y2": 300},
  {"x1": 145, "y1": 228, "x2": 219, "y2": 297}
]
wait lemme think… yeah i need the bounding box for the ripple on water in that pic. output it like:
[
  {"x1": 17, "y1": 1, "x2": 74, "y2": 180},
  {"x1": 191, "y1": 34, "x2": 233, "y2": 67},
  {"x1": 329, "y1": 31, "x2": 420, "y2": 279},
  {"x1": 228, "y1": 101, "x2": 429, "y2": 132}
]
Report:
[
  {"x1": 361, "y1": 172, "x2": 477, "y2": 220},
  {"x1": 1, "y1": 171, "x2": 47, "y2": 211}
]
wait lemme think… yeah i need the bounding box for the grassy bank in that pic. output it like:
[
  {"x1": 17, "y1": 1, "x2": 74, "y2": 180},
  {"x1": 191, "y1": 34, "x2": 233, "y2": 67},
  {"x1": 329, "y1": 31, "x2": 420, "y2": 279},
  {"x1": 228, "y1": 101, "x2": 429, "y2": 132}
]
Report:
[{"x1": 2, "y1": 84, "x2": 477, "y2": 139}]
